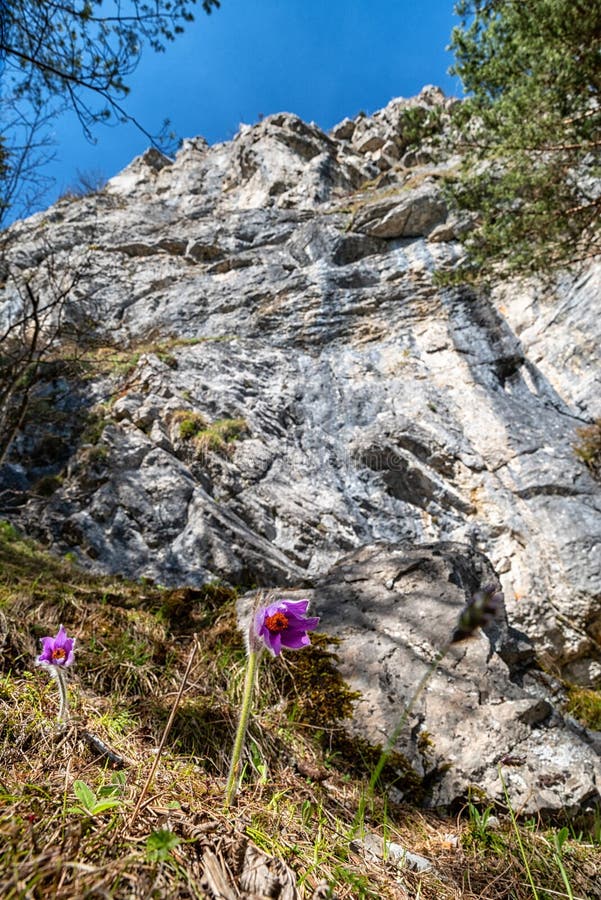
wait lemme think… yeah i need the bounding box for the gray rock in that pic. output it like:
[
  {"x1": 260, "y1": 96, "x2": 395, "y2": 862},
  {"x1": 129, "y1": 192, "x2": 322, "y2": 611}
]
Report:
[
  {"x1": 382, "y1": 140, "x2": 401, "y2": 162},
  {"x1": 354, "y1": 133, "x2": 387, "y2": 155},
  {"x1": 401, "y1": 148, "x2": 434, "y2": 168},
  {"x1": 351, "y1": 833, "x2": 434, "y2": 872},
  {"x1": 493, "y1": 262, "x2": 601, "y2": 418},
  {"x1": 0, "y1": 463, "x2": 29, "y2": 507},
  {"x1": 244, "y1": 544, "x2": 601, "y2": 814},
  {"x1": 330, "y1": 117, "x2": 356, "y2": 141},
  {"x1": 427, "y1": 220, "x2": 458, "y2": 243},
  {"x1": 352, "y1": 182, "x2": 448, "y2": 237}
]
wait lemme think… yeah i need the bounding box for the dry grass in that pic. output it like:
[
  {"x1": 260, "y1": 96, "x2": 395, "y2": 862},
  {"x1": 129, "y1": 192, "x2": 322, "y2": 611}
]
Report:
[
  {"x1": 169, "y1": 411, "x2": 248, "y2": 457},
  {"x1": 0, "y1": 525, "x2": 599, "y2": 899}
]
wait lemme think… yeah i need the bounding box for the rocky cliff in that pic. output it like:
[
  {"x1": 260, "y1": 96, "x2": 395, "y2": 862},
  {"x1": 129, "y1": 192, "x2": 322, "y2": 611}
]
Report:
[{"x1": 1, "y1": 87, "x2": 600, "y2": 812}]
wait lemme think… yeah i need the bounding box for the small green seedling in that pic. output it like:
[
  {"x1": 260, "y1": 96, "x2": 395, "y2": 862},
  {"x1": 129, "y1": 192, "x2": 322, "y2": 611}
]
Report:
[
  {"x1": 146, "y1": 829, "x2": 181, "y2": 862},
  {"x1": 249, "y1": 740, "x2": 268, "y2": 784},
  {"x1": 68, "y1": 774, "x2": 126, "y2": 816}
]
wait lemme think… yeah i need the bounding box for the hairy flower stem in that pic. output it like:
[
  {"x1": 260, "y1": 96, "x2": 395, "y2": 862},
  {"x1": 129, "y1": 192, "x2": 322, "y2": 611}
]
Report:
[
  {"x1": 53, "y1": 666, "x2": 70, "y2": 725},
  {"x1": 351, "y1": 641, "x2": 452, "y2": 838},
  {"x1": 225, "y1": 648, "x2": 261, "y2": 808}
]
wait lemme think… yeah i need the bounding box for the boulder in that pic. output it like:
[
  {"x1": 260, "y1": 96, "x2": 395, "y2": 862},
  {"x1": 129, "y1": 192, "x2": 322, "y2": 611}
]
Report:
[
  {"x1": 241, "y1": 544, "x2": 601, "y2": 814},
  {"x1": 330, "y1": 117, "x2": 356, "y2": 141}
]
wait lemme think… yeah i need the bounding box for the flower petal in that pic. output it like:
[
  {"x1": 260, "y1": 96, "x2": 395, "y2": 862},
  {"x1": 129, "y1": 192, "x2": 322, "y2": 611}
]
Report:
[
  {"x1": 278, "y1": 599, "x2": 311, "y2": 616},
  {"x1": 36, "y1": 636, "x2": 55, "y2": 665},
  {"x1": 285, "y1": 615, "x2": 320, "y2": 633},
  {"x1": 267, "y1": 632, "x2": 282, "y2": 656},
  {"x1": 253, "y1": 596, "x2": 319, "y2": 655},
  {"x1": 39, "y1": 636, "x2": 55, "y2": 654},
  {"x1": 255, "y1": 609, "x2": 269, "y2": 635},
  {"x1": 280, "y1": 631, "x2": 311, "y2": 650},
  {"x1": 53, "y1": 625, "x2": 69, "y2": 649}
]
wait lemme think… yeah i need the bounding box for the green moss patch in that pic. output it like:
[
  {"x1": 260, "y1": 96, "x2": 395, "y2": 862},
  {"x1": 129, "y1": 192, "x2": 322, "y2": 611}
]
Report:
[{"x1": 565, "y1": 684, "x2": 601, "y2": 731}]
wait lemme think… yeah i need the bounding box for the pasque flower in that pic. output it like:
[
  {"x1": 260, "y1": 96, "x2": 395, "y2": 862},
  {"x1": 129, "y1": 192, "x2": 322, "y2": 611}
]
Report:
[
  {"x1": 224, "y1": 594, "x2": 319, "y2": 807},
  {"x1": 255, "y1": 599, "x2": 320, "y2": 656},
  {"x1": 36, "y1": 625, "x2": 75, "y2": 668},
  {"x1": 35, "y1": 625, "x2": 75, "y2": 724}
]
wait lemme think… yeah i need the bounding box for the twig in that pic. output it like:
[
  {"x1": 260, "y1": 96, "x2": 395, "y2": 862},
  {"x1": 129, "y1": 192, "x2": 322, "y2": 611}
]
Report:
[{"x1": 80, "y1": 729, "x2": 127, "y2": 769}]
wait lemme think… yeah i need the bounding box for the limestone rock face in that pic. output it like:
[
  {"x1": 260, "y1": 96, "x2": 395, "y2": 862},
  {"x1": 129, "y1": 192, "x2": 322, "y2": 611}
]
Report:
[{"x1": 1, "y1": 87, "x2": 600, "y2": 811}]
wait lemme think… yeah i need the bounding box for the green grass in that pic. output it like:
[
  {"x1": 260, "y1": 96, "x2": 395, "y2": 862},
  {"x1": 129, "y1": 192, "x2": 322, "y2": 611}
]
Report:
[
  {"x1": 170, "y1": 410, "x2": 248, "y2": 456},
  {"x1": 78, "y1": 334, "x2": 238, "y2": 380},
  {"x1": 171, "y1": 409, "x2": 208, "y2": 441},
  {"x1": 192, "y1": 417, "x2": 248, "y2": 458}
]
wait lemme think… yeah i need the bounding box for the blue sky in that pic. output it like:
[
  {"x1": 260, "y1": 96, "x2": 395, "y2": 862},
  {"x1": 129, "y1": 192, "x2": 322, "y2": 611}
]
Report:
[{"x1": 25, "y1": 1, "x2": 463, "y2": 214}]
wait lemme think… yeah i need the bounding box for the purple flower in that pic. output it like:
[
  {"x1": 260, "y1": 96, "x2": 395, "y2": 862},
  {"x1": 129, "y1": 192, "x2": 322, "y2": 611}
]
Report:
[
  {"x1": 255, "y1": 599, "x2": 319, "y2": 657},
  {"x1": 36, "y1": 625, "x2": 75, "y2": 668}
]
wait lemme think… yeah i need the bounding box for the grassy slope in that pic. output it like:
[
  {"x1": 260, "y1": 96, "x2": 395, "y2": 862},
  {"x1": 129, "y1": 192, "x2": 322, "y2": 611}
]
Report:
[{"x1": 0, "y1": 524, "x2": 599, "y2": 899}]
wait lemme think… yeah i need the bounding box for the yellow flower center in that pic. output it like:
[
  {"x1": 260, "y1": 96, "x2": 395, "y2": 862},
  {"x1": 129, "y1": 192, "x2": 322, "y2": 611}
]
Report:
[
  {"x1": 52, "y1": 648, "x2": 67, "y2": 662},
  {"x1": 265, "y1": 612, "x2": 289, "y2": 633}
]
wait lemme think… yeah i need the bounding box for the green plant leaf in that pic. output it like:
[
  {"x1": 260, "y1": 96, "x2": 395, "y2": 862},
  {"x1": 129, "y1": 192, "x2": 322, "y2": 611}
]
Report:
[
  {"x1": 97, "y1": 774, "x2": 126, "y2": 799},
  {"x1": 72, "y1": 780, "x2": 97, "y2": 811},
  {"x1": 146, "y1": 829, "x2": 180, "y2": 862},
  {"x1": 89, "y1": 799, "x2": 122, "y2": 814}
]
